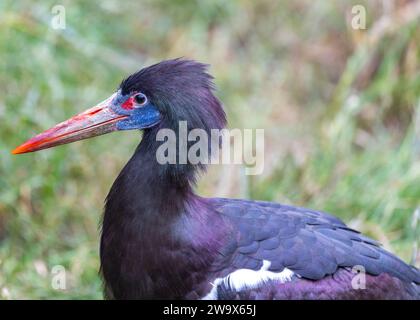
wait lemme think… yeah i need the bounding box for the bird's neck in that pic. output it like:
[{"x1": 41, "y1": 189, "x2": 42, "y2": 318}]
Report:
[
  {"x1": 106, "y1": 136, "x2": 194, "y2": 221},
  {"x1": 101, "y1": 132, "x2": 227, "y2": 298}
]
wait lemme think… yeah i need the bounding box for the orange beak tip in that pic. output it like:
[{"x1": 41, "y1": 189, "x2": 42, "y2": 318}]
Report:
[{"x1": 11, "y1": 145, "x2": 28, "y2": 155}]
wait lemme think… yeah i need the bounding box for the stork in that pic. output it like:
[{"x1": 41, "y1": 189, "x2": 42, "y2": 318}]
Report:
[{"x1": 13, "y1": 59, "x2": 419, "y2": 299}]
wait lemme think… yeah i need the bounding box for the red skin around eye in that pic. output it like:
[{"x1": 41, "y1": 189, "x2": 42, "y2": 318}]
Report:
[{"x1": 121, "y1": 97, "x2": 134, "y2": 110}]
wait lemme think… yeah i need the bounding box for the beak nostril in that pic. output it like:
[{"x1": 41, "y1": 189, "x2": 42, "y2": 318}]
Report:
[{"x1": 87, "y1": 109, "x2": 102, "y2": 116}]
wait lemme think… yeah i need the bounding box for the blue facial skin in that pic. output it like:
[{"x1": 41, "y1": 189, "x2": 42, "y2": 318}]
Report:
[
  {"x1": 111, "y1": 91, "x2": 161, "y2": 131},
  {"x1": 117, "y1": 104, "x2": 161, "y2": 130}
]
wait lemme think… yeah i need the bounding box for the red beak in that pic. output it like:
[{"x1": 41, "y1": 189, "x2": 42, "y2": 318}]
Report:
[{"x1": 12, "y1": 93, "x2": 127, "y2": 154}]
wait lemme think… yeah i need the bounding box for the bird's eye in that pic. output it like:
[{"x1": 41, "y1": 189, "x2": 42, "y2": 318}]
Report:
[{"x1": 133, "y1": 93, "x2": 147, "y2": 107}]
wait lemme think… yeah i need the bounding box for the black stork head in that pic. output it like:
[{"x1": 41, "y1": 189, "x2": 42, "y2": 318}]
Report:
[{"x1": 12, "y1": 59, "x2": 226, "y2": 183}]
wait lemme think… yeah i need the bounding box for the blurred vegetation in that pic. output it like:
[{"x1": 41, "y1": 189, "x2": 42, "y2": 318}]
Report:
[{"x1": 0, "y1": 0, "x2": 419, "y2": 299}]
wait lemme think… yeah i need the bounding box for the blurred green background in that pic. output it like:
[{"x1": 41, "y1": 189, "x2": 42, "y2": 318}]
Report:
[{"x1": 1, "y1": 0, "x2": 419, "y2": 299}]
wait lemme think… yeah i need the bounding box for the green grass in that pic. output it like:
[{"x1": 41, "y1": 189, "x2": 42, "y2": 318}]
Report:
[{"x1": 0, "y1": 0, "x2": 419, "y2": 299}]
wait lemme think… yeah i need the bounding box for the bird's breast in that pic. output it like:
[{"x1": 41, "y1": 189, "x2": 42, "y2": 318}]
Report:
[{"x1": 99, "y1": 204, "x2": 228, "y2": 299}]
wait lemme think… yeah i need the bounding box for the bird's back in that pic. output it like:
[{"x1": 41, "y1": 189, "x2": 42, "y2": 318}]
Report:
[{"x1": 203, "y1": 197, "x2": 419, "y2": 299}]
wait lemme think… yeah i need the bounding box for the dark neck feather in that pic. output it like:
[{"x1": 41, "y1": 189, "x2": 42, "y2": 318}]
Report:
[
  {"x1": 105, "y1": 133, "x2": 193, "y2": 224},
  {"x1": 101, "y1": 130, "x2": 228, "y2": 299}
]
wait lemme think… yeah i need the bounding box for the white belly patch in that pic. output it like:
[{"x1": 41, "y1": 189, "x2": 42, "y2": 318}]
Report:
[{"x1": 202, "y1": 260, "x2": 295, "y2": 300}]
